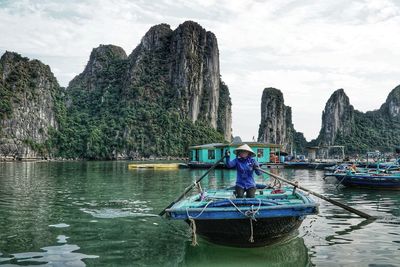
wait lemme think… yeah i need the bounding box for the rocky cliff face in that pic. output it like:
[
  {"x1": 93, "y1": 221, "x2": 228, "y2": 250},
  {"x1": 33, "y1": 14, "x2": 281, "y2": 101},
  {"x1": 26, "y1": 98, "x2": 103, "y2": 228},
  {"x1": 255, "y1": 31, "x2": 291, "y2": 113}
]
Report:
[
  {"x1": 258, "y1": 88, "x2": 306, "y2": 152},
  {"x1": 68, "y1": 44, "x2": 127, "y2": 93},
  {"x1": 122, "y1": 21, "x2": 231, "y2": 139},
  {"x1": 169, "y1": 21, "x2": 221, "y2": 129},
  {"x1": 67, "y1": 21, "x2": 232, "y2": 136},
  {"x1": 379, "y1": 85, "x2": 400, "y2": 119},
  {"x1": 258, "y1": 88, "x2": 293, "y2": 151},
  {"x1": 0, "y1": 21, "x2": 232, "y2": 160},
  {"x1": 60, "y1": 21, "x2": 232, "y2": 159},
  {"x1": 217, "y1": 81, "x2": 232, "y2": 136},
  {"x1": 0, "y1": 52, "x2": 61, "y2": 158},
  {"x1": 317, "y1": 89, "x2": 354, "y2": 146},
  {"x1": 315, "y1": 86, "x2": 400, "y2": 153}
]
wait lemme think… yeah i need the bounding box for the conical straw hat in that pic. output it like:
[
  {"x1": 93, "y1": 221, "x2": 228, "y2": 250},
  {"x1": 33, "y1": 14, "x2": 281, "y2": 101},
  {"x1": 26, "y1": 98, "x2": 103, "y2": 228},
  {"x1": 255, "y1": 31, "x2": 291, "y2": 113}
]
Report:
[{"x1": 234, "y1": 144, "x2": 255, "y2": 156}]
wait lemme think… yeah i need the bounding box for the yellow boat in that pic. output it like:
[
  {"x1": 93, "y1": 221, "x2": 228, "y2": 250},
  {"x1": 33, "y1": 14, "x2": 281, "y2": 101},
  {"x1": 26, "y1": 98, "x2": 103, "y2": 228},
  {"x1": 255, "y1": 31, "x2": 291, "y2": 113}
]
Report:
[{"x1": 128, "y1": 163, "x2": 181, "y2": 170}]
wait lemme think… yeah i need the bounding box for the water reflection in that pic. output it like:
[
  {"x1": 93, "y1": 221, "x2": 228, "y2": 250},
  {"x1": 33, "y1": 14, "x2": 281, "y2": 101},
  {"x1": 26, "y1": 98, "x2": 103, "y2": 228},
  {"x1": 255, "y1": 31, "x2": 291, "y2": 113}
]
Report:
[
  {"x1": 0, "y1": 235, "x2": 98, "y2": 266},
  {"x1": 180, "y1": 236, "x2": 311, "y2": 267},
  {"x1": 324, "y1": 218, "x2": 375, "y2": 245}
]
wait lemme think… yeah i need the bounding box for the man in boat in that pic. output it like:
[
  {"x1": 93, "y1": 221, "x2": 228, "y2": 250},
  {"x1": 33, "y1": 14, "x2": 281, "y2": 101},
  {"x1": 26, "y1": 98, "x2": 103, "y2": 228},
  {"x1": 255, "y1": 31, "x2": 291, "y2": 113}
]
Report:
[
  {"x1": 225, "y1": 144, "x2": 262, "y2": 198},
  {"x1": 349, "y1": 163, "x2": 357, "y2": 173}
]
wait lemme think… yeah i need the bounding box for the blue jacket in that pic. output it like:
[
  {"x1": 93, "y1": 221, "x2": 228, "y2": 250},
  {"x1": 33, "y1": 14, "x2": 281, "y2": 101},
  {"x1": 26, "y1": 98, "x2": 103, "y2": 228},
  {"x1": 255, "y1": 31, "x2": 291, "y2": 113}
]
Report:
[{"x1": 225, "y1": 156, "x2": 261, "y2": 189}]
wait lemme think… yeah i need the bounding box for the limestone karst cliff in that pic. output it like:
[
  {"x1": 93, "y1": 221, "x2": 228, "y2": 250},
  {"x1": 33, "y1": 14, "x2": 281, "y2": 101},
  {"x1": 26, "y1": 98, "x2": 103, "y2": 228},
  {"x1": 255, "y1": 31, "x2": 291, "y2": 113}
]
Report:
[
  {"x1": 316, "y1": 89, "x2": 354, "y2": 146},
  {"x1": 59, "y1": 21, "x2": 232, "y2": 159},
  {"x1": 257, "y1": 88, "x2": 307, "y2": 153},
  {"x1": 258, "y1": 85, "x2": 400, "y2": 155},
  {"x1": 315, "y1": 85, "x2": 400, "y2": 153},
  {"x1": 379, "y1": 85, "x2": 400, "y2": 119},
  {"x1": 0, "y1": 52, "x2": 62, "y2": 158},
  {"x1": 123, "y1": 21, "x2": 231, "y2": 138},
  {"x1": 0, "y1": 21, "x2": 233, "y2": 159}
]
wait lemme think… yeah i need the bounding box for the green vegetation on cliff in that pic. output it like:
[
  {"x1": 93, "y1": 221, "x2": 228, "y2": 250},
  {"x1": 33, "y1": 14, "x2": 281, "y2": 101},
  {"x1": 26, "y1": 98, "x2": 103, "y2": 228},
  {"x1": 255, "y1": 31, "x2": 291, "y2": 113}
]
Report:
[
  {"x1": 1, "y1": 22, "x2": 233, "y2": 160},
  {"x1": 51, "y1": 43, "x2": 227, "y2": 159},
  {"x1": 315, "y1": 86, "x2": 400, "y2": 154},
  {"x1": 0, "y1": 52, "x2": 62, "y2": 158},
  {"x1": 0, "y1": 53, "x2": 53, "y2": 120},
  {"x1": 334, "y1": 110, "x2": 400, "y2": 154}
]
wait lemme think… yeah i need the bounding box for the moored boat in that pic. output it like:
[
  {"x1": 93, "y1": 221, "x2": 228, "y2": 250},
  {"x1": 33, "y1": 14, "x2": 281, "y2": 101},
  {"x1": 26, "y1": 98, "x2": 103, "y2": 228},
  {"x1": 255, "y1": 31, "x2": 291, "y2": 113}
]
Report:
[
  {"x1": 186, "y1": 161, "x2": 225, "y2": 169},
  {"x1": 334, "y1": 172, "x2": 400, "y2": 190},
  {"x1": 283, "y1": 161, "x2": 311, "y2": 169},
  {"x1": 165, "y1": 185, "x2": 318, "y2": 247}
]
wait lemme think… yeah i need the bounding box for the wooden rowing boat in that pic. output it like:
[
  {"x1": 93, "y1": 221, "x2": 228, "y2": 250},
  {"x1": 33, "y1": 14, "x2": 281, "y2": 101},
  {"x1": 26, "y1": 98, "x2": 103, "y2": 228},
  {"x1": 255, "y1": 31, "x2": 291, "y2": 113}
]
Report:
[{"x1": 165, "y1": 185, "x2": 318, "y2": 247}]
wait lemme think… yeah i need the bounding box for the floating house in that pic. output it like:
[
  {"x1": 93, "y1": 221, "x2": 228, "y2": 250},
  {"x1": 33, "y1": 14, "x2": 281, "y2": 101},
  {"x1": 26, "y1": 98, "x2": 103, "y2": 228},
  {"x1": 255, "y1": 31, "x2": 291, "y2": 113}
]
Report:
[{"x1": 188, "y1": 142, "x2": 282, "y2": 168}]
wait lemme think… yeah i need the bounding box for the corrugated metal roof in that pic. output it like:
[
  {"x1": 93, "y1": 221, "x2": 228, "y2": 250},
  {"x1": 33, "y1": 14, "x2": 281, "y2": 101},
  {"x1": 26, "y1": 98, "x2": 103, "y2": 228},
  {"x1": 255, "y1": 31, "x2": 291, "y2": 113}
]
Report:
[{"x1": 189, "y1": 143, "x2": 227, "y2": 149}]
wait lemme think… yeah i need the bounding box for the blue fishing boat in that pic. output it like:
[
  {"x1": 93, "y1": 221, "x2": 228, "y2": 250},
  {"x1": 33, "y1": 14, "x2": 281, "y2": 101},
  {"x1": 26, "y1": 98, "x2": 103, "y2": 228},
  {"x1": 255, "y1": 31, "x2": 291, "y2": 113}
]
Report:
[
  {"x1": 165, "y1": 185, "x2": 318, "y2": 247},
  {"x1": 334, "y1": 173, "x2": 400, "y2": 190}
]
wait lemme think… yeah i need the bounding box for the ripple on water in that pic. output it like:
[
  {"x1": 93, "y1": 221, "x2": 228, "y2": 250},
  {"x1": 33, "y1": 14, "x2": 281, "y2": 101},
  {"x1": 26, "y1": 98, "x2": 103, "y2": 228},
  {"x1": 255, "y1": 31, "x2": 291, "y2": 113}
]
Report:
[
  {"x1": 57, "y1": 235, "x2": 69, "y2": 244},
  {"x1": 1, "y1": 162, "x2": 399, "y2": 266},
  {"x1": 0, "y1": 236, "x2": 98, "y2": 266},
  {"x1": 80, "y1": 208, "x2": 157, "y2": 219},
  {"x1": 49, "y1": 223, "x2": 70, "y2": 228},
  {"x1": 77, "y1": 198, "x2": 155, "y2": 218}
]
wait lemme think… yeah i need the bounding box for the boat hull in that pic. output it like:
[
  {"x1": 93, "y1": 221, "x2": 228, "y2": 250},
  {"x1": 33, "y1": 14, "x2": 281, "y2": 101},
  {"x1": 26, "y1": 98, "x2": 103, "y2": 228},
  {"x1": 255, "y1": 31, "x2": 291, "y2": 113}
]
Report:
[
  {"x1": 335, "y1": 174, "x2": 400, "y2": 190},
  {"x1": 187, "y1": 162, "x2": 226, "y2": 169},
  {"x1": 188, "y1": 216, "x2": 303, "y2": 248},
  {"x1": 284, "y1": 162, "x2": 336, "y2": 169},
  {"x1": 283, "y1": 162, "x2": 311, "y2": 169},
  {"x1": 166, "y1": 187, "x2": 318, "y2": 247}
]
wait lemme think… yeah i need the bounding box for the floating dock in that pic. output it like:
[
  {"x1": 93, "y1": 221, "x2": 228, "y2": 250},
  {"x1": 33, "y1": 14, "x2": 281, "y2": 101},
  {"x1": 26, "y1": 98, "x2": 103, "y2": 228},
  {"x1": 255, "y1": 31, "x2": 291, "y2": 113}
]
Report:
[{"x1": 128, "y1": 163, "x2": 181, "y2": 170}]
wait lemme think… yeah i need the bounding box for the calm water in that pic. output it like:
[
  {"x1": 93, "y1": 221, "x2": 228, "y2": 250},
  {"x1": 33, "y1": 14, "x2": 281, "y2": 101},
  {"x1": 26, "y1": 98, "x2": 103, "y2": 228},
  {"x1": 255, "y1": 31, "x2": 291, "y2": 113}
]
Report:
[{"x1": 0, "y1": 161, "x2": 399, "y2": 267}]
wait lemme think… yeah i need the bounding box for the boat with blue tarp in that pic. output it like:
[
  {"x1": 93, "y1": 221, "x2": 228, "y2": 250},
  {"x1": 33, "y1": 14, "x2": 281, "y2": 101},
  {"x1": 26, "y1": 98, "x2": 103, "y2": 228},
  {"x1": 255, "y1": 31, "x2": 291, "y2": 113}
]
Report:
[{"x1": 165, "y1": 184, "x2": 318, "y2": 247}]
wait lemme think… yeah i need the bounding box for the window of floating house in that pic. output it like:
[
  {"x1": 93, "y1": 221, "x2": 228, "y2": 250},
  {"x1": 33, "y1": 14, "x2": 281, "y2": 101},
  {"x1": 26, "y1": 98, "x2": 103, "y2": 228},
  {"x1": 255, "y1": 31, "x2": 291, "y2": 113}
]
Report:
[
  {"x1": 257, "y1": 149, "x2": 264, "y2": 158},
  {"x1": 208, "y1": 149, "x2": 215, "y2": 160}
]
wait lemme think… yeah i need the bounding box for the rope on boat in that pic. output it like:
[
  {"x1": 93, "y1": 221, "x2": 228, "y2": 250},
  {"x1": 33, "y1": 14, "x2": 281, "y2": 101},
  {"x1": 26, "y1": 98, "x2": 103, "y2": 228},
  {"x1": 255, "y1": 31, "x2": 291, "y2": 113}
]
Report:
[
  {"x1": 186, "y1": 197, "x2": 265, "y2": 245},
  {"x1": 269, "y1": 176, "x2": 282, "y2": 189},
  {"x1": 186, "y1": 200, "x2": 213, "y2": 246},
  {"x1": 186, "y1": 201, "x2": 214, "y2": 219},
  {"x1": 248, "y1": 218, "x2": 254, "y2": 243},
  {"x1": 195, "y1": 180, "x2": 203, "y2": 193},
  {"x1": 228, "y1": 199, "x2": 262, "y2": 243},
  {"x1": 188, "y1": 218, "x2": 198, "y2": 246}
]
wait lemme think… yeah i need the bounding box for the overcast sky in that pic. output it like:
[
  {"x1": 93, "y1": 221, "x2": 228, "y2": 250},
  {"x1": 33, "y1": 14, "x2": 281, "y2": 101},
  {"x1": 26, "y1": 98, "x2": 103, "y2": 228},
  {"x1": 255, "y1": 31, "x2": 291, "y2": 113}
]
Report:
[{"x1": 1, "y1": 0, "x2": 400, "y2": 141}]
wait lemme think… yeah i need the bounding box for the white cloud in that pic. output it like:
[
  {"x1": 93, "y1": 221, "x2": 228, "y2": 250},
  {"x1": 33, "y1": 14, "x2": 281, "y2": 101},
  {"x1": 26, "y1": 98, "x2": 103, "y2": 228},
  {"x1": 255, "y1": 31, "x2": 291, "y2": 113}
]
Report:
[{"x1": 1, "y1": 0, "x2": 400, "y2": 141}]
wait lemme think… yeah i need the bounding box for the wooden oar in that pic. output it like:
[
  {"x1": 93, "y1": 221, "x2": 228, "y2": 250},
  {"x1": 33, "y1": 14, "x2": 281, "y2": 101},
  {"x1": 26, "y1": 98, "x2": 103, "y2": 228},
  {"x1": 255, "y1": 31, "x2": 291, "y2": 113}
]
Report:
[
  {"x1": 257, "y1": 167, "x2": 374, "y2": 220},
  {"x1": 159, "y1": 156, "x2": 227, "y2": 217}
]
